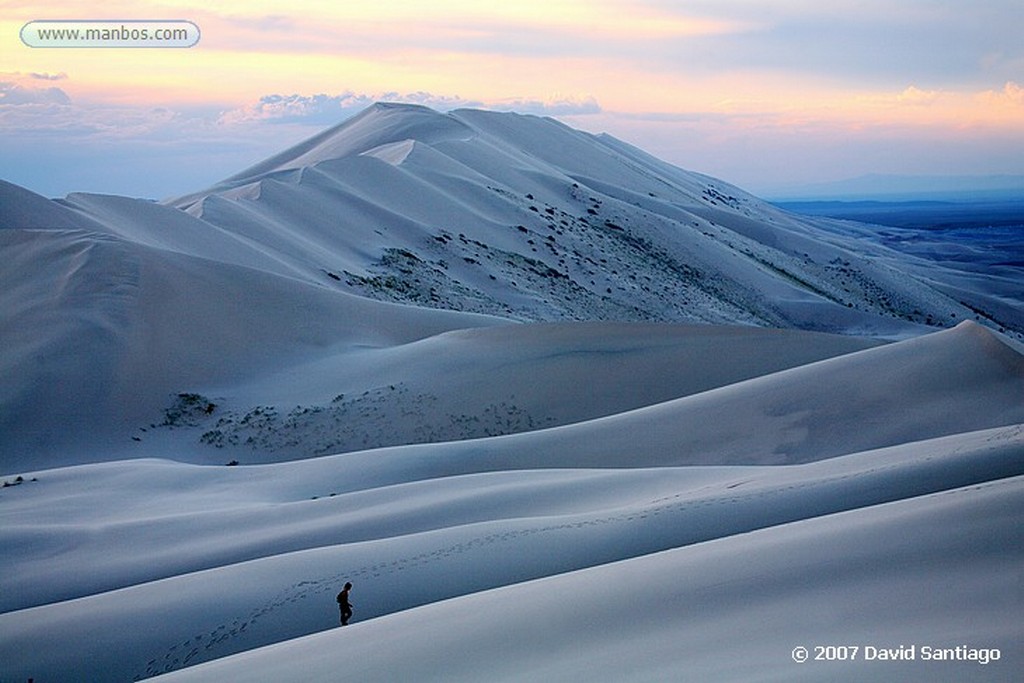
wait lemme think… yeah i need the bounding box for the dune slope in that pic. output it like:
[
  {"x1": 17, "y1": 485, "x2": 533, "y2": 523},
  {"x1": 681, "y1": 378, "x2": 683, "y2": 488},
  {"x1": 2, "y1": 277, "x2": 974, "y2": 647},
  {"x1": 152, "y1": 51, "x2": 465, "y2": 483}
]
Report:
[
  {"x1": 0, "y1": 424, "x2": 1020, "y2": 681},
  {"x1": 2, "y1": 104, "x2": 1021, "y2": 682}
]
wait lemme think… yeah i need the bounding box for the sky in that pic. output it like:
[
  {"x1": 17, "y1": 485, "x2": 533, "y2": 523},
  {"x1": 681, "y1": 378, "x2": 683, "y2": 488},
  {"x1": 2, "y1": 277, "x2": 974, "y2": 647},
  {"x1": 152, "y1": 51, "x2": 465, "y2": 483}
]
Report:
[{"x1": 1, "y1": 0, "x2": 1022, "y2": 199}]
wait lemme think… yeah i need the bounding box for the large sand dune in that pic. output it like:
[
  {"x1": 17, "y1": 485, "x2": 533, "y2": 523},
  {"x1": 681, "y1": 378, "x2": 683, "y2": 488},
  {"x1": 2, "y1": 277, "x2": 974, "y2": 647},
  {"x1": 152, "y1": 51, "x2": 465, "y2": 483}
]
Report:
[{"x1": 2, "y1": 104, "x2": 1021, "y2": 681}]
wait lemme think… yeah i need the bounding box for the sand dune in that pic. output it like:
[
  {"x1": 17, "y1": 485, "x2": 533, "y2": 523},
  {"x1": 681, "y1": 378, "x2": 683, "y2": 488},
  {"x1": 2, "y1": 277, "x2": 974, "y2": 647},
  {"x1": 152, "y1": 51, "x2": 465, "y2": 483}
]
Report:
[
  {"x1": 1, "y1": 424, "x2": 1019, "y2": 681},
  {"x1": 1, "y1": 104, "x2": 1020, "y2": 681},
  {"x1": 151, "y1": 473, "x2": 1024, "y2": 683}
]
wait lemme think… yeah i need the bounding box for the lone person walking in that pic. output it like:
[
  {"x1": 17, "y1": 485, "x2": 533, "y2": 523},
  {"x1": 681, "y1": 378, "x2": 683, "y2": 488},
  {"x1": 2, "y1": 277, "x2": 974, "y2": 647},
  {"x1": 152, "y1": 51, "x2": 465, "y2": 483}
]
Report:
[{"x1": 337, "y1": 582, "x2": 353, "y2": 626}]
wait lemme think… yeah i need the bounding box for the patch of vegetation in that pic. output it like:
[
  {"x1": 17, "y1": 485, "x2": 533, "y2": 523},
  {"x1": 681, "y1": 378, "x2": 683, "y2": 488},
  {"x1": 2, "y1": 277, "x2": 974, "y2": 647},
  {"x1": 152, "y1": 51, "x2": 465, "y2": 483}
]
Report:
[
  {"x1": 702, "y1": 185, "x2": 742, "y2": 209},
  {"x1": 191, "y1": 384, "x2": 559, "y2": 458},
  {"x1": 162, "y1": 393, "x2": 217, "y2": 428}
]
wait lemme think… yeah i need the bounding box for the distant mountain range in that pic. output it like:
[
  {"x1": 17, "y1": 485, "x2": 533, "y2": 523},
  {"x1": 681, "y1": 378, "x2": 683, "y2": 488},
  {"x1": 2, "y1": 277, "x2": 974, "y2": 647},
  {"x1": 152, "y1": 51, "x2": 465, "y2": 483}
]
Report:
[{"x1": 764, "y1": 172, "x2": 1024, "y2": 202}]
